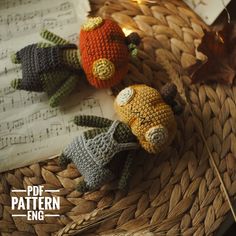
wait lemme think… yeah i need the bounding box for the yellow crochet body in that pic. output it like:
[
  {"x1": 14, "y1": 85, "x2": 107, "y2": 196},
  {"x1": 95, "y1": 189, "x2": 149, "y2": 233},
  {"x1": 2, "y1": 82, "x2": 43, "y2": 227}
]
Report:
[{"x1": 114, "y1": 84, "x2": 176, "y2": 154}]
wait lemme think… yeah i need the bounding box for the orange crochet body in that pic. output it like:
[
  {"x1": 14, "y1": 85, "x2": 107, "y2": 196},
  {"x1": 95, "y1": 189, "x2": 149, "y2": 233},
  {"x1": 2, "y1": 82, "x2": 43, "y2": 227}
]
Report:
[{"x1": 78, "y1": 18, "x2": 129, "y2": 88}]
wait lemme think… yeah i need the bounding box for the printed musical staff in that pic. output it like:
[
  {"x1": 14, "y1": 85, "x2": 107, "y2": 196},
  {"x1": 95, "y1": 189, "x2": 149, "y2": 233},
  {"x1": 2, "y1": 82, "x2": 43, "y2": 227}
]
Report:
[
  {"x1": 0, "y1": 0, "x2": 40, "y2": 10},
  {"x1": 0, "y1": 91, "x2": 46, "y2": 113},
  {"x1": 0, "y1": 98, "x2": 101, "y2": 150},
  {"x1": 0, "y1": 86, "x2": 15, "y2": 96},
  {"x1": 67, "y1": 33, "x2": 77, "y2": 43},
  {"x1": 0, "y1": 49, "x2": 8, "y2": 60},
  {"x1": 0, "y1": 2, "x2": 77, "y2": 41},
  {"x1": 0, "y1": 0, "x2": 113, "y2": 173},
  {"x1": 1, "y1": 2, "x2": 72, "y2": 24}
]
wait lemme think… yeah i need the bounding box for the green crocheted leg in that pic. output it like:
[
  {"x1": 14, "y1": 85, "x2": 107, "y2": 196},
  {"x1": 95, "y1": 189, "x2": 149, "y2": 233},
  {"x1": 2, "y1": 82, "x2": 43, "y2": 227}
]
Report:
[
  {"x1": 41, "y1": 70, "x2": 71, "y2": 95},
  {"x1": 40, "y1": 29, "x2": 69, "y2": 45},
  {"x1": 37, "y1": 42, "x2": 54, "y2": 48},
  {"x1": 49, "y1": 75, "x2": 78, "y2": 107},
  {"x1": 11, "y1": 53, "x2": 21, "y2": 64},
  {"x1": 58, "y1": 153, "x2": 71, "y2": 167},
  {"x1": 11, "y1": 79, "x2": 23, "y2": 89},
  {"x1": 77, "y1": 180, "x2": 90, "y2": 193},
  {"x1": 62, "y1": 49, "x2": 81, "y2": 70},
  {"x1": 118, "y1": 151, "x2": 135, "y2": 190},
  {"x1": 74, "y1": 115, "x2": 113, "y2": 128}
]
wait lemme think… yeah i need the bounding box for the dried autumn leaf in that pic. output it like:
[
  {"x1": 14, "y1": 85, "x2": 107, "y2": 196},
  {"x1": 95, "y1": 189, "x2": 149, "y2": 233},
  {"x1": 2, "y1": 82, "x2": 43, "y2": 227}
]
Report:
[{"x1": 188, "y1": 22, "x2": 236, "y2": 85}]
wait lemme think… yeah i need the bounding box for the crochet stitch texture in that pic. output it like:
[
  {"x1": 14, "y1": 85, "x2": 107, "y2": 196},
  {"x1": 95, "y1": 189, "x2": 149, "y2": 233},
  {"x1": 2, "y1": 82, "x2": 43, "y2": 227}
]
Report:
[
  {"x1": 12, "y1": 44, "x2": 78, "y2": 92},
  {"x1": 114, "y1": 84, "x2": 177, "y2": 154},
  {"x1": 59, "y1": 116, "x2": 138, "y2": 192},
  {"x1": 10, "y1": 17, "x2": 140, "y2": 107},
  {"x1": 59, "y1": 84, "x2": 179, "y2": 192},
  {"x1": 79, "y1": 17, "x2": 129, "y2": 88},
  {"x1": 11, "y1": 30, "x2": 81, "y2": 107}
]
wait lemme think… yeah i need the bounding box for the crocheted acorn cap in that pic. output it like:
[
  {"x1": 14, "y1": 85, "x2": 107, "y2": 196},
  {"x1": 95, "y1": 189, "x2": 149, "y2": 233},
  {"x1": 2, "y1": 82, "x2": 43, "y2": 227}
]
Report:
[
  {"x1": 78, "y1": 17, "x2": 129, "y2": 88},
  {"x1": 114, "y1": 84, "x2": 177, "y2": 154}
]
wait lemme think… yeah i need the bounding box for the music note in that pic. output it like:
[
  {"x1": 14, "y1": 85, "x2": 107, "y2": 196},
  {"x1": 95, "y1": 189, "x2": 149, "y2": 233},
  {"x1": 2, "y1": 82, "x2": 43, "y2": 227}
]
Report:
[
  {"x1": 0, "y1": 0, "x2": 40, "y2": 10},
  {"x1": 0, "y1": 0, "x2": 113, "y2": 173},
  {"x1": 59, "y1": 2, "x2": 72, "y2": 11},
  {"x1": 0, "y1": 50, "x2": 8, "y2": 60},
  {"x1": 0, "y1": 96, "x2": 4, "y2": 104},
  {"x1": 0, "y1": 136, "x2": 8, "y2": 150},
  {"x1": 0, "y1": 1, "x2": 76, "y2": 40},
  {"x1": 67, "y1": 33, "x2": 77, "y2": 43},
  {"x1": 13, "y1": 119, "x2": 24, "y2": 129}
]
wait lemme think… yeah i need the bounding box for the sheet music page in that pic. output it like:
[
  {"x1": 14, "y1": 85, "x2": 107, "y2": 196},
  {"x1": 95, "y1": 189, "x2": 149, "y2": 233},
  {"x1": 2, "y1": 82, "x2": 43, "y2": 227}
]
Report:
[
  {"x1": 0, "y1": 0, "x2": 117, "y2": 172},
  {"x1": 183, "y1": 0, "x2": 231, "y2": 25}
]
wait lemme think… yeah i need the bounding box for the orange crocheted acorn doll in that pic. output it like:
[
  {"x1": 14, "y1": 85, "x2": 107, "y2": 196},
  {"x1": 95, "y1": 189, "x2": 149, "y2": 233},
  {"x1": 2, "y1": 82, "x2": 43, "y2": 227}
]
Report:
[
  {"x1": 79, "y1": 17, "x2": 137, "y2": 88},
  {"x1": 10, "y1": 17, "x2": 140, "y2": 107}
]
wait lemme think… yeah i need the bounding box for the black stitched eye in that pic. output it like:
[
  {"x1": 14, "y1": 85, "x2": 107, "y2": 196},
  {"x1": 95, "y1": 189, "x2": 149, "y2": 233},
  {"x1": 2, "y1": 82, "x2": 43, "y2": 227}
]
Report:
[{"x1": 130, "y1": 104, "x2": 150, "y2": 126}]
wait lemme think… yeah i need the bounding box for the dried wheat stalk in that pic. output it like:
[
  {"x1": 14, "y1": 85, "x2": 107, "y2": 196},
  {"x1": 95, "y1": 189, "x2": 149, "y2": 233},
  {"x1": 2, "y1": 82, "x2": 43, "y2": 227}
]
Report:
[{"x1": 57, "y1": 208, "x2": 125, "y2": 236}]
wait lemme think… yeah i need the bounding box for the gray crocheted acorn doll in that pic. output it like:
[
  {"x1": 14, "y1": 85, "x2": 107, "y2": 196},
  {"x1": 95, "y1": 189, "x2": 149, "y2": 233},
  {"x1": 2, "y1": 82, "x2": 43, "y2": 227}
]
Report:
[
  {"x1": 59, "y1": 83, "x2": 181, "y2": 192},
  {"x1": 10, "y1": 17, "x2": 140, "y2": 107},
  {"x1": 59, "y1": 115, "x2": 139, "y2": 192}
]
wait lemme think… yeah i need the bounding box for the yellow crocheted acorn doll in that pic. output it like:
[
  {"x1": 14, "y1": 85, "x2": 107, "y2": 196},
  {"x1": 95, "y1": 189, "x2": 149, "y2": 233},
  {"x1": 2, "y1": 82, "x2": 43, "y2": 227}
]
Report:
[
  {"x1": 114, "y1": 84, "x2": 179, "y2": 154},
  {"x1": 59, "y1": 83, "x2": 182, "y2": 192}
]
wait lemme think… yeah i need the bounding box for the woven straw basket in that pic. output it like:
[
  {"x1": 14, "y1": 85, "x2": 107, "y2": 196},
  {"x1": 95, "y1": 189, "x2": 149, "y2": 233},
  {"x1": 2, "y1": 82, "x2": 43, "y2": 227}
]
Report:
[{"x1": 1, "y1": 0, "x2": 236, "y2": 235}]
